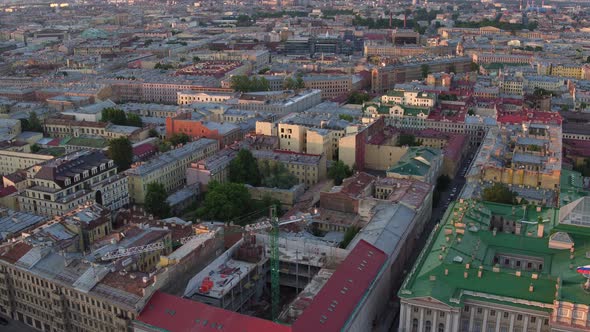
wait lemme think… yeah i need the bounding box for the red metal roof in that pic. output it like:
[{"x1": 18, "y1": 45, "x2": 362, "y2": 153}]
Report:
[
  {"x1": 292, "y1": 240, "x2": 387, "y2": 332},
  {"x1": 136, "y1": 291, "x2": 292, "y2": 332}
]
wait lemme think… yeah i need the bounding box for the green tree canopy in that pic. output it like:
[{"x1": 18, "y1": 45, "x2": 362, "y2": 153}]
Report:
[
  {"x1": 397, "y1": 134, "x2": 420, "y2": 147},
  {"x1": 197, "y1": 181, "x2": 252, "y2": 223},
  {"x1": 229, "y1": 149, "x2": 261, "y2": 186},
  {"x1": 230, "y1": 75, "x2": 270, "y2": 92},
  {"x1": 126, "y1": 113, "x2": 143, "y2": 127},
  {"x1": 102, "y1": 108, "x2": 143, "y2": 127},
  {"x1": 340, "y1": 226, "x2": 360, "y2": 248},
  {"x1": 347, "y1": 91, "x2": 371, "y2": 105},
  {"x1": 259, "y1": 161, "x2": 298, "y2": 189},
  {"x1": 101, "y1": 108, "x2": 127, "y2": 125},
  {"x1": 481, "y1": 183, "x2": 518, "y2": 205},
  {"x1": 168, "y1": 133, "x2": 190, "y2": 146},
  {"x1": 22, "y1": 111, "x2": 43, "y2": 133},
  {"x1": 145, "y1": 182, "x2": 171, "y2": 218},
  {"x1": 108, "y1": 137, "x2": 133, "y2": 171},
  {"x1": 328, "y1": 160, "x2": 353, "y2": 186},
  {"x1": 148, "y1": 128, "x2": 159, "y2": 137},
  {"x1": 420, "y1": 64, "x2": 431, "y2": 79}
]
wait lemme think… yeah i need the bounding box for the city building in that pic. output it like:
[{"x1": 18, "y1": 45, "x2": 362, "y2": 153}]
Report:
[
  {"x1": 398, "y1": 198, "x2": 590, "y2": 332},
  {"x1": 17, "y1": 150, "x2": 129, "y2": 217},
  {"x1": 0, "y1": 151, "x2": 53, "y2": 176},
  {"x1": 125, "y1": 139, "x2": 218, "y2": 204},
  {"x1": 165, "y1": 113, "x2": 242, "y2": 147},
  {"x1": 251, "y1": 149, "x2": 327, "y2": 188},
  {"x1": 386, "y1": 147, "x2": 443, "y2": 184}
]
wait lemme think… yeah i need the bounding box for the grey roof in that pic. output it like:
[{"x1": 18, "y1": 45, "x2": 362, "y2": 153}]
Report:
[
  {"x1": 0, "y1": 209, "x2": 47, "y2": 240},
  {"x1": 512, "y1": 153, "x2": 543, "y2": 165},
  {"x1": 126, "y1": 139, "x2": 217, "y2": 176},
  {"x1": 516, "y1": 137, "x2": 546, "y2": 146},
  {"x1": 78, "y1": 100, "x2": 116, "y2": 115},
  {"x1": 347, "y1": 203, "x2": 416, "y2": 256}
]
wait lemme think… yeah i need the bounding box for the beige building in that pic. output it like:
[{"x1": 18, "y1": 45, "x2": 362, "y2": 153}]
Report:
[
  {"x1": 17, "y1": 150, "x2": 129, "y2": 217},
  {"x1": 467, "y1": 123, "x2": 562, "y2": 192},
  {"x1": 125, "y1": 139, "x2": 218, "y2": 204},
  {"x1": 176, "y1": 91, "x2": 234, "y2": 105},
  {"x1": 0, "y1": 151, "x2": 53, "y2": 176},
  {"x1": 302, "y1": 75, "x2": 353, "y2": 99},
  {"x1": 251, "y1": 149, "x2": 327, "y2": 188},
  {"x1": 381, "y1": 90, "x2": 437, "y2": 108}
]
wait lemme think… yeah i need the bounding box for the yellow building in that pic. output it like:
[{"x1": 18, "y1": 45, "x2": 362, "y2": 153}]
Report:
[
  {"x1": 251, "y1": 149, "x2": 327, "y2": 188},
  {"x1": 125, "y1": 139, "x2": 218, "y2": 204},
  {"x1": 0, "y1": 151, "x2": 53, "y2": 176}
]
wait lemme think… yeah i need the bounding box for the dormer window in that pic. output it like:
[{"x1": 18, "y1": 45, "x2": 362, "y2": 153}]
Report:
[
  {"x1": 108, "y1": 161, "x2": 114, "y2": 168},
  {"x1": 74, "y1": 175, "x2": 80, "y2": 182},
  {"x1": 65, "y1": 178, "x2": 71, "y2": 186},
  {"x1": 92, "y1": 167, "x2": 97, "y2": 175},
  {"x1": 83, "y1": 171, "x2": 89, "y2": 178},
  {"x1": 100, "y1": 164, "x2": 106, "y2": 171}
]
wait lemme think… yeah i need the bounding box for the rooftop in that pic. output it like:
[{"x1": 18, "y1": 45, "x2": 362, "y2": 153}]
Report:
[
  {"x1": 400, "y1": 198, "x2": 590, "y2": 308},
  {"x1": 135, "y1": 291, "x2": 291, "y2": 332}
]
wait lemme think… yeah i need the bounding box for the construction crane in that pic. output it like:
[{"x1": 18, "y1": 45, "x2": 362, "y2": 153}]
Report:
[
  {"x1": 101, "y1": 207, "x2": 318, "y2": 322},
  {"x1": 245, "y1": 207, "x2": 318, "y2": 322}
]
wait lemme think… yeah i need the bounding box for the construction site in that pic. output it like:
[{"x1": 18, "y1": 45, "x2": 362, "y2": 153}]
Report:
[{"x1": 183, "y1": 210, "x2": 349, "y2": 322}]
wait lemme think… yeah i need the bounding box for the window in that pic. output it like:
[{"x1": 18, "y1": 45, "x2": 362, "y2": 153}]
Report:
[
  {"x1": 464, "y1": 305, "x2": 469, "y2": 312},
  {"x1": 503, "y1": 312, "x2": 509, "y2": 318},
  {"x1": 477, "y1": 308, "x2": 482, "y2": 314},
  {"x1": 412, "y1": 319, "x2": 418, "y2": 332},
  {"x1": 490, "y1": 310, "x2": 495, "y2": 316},
  {"x1": 425, "y1": 321, "x2": 432, "y2": 332},
  {"x1": 530, "y1": 317, "x2": 536, "y2": 323},
  {"x1": 517, "y1": 314, "x2": 523, "y2": 321},
  {"x1": 438, "y1": 323, "x2": 444, "y2": 332}
]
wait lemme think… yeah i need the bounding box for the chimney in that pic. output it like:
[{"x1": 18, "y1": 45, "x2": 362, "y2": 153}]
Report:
[
  {"x1": 515, "y1": 223, "x2": 521, "y2": 235},
  {"x1": 529, "y1": 284, "x2": 534, "y2": 292},
  {"x1": 444, "y1": 269, "x2": 449, "y2": 275},
  {"x1": 516, "y1": 270, "x2": 521, "y2": 277},
  {"x1": 464, "y1": 271, "x2": 468, "y2": 279}
]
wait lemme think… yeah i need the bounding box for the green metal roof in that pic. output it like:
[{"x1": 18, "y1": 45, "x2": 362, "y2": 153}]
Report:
[{"x1": 399, "y1": 199, "x2": 590, "y2": 308}]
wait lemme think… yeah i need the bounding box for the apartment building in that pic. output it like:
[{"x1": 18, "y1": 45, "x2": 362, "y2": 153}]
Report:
[
  {"x1": 380, "y1": 90, "x2": 437, "y2": 108},
  {"x1": 186, "y1": 146, "x2": 239, "y2": 189},
  {"x1": 302, "y1": 75, "x2": 352, "y2": 99},
  {"x1": 466, "y1": 123, "x2": 562, "y2": 192},
  {"x1": 0, "y1": 216, "x2": 175, "y2": 332},
  {"x1": 176, "y1": 91, "x2": 234, "y2": 105},
  {"x1": 44, "y1": 116, "x2": 147, "y2": 142},
  {"x1": 236, "y1": 89, "x2": 322, "y2": 114},
  {"x1": 386, "y1": 147, "x2": 443, "y2": 184},
  {"x1": 17, "y1": 150, "x2": 129, "y2": 217},
  {"x1": 251, "y1": 149, "x2": 326, "y2": 188},
  {"x1": 0, "y1": 151, "x2": 53, "y2": 176},
  {"x1": 125, "y1": 139, "x2": 218, "y2": 204},
  {"x1": 398, "y1": 198, "x2": 590, "y2": 332},
  {"x1": 371, "y1": 57, "x2": 473, "y2": 93},
  {"x1": 165, "y1": 114, "x2": 242, "y2": 147},
  {"x1": 537, "y1": 63, "x2": 590, "y2": 80}
]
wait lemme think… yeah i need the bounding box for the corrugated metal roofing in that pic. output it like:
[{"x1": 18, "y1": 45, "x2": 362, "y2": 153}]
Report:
[
  {"x1": 292, "y1": 240, "x2": 387, "y2": 332},
  {"x1": 136, "y1": 291, "x2": 291, "y2": 332}
]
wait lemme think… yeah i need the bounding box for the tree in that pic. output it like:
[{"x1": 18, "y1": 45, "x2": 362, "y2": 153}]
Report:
[
  {"x1": 230, "y1": 75, "x2": 270, "y2": 92},
  {"x1": 339, "y1": 114, "x2": 354, "y2": 121},
  {"x1": 30, "y1": 144, "x2": 40, "y2": 153},
  {"x1": 347, "y1": 91, "x2": 371, "y2": 104},
  {"x1": 397, "y1": 134, "x2": 420, "y2": 147},
  {"x1": 126, "y1": 113, "x2": 143, "y2": 127},
  {"x1": 148, "y1": 128, "x2": 159, "y2": 137},
  {"x1": 340, "y1": 226, "x2": 360, "y2": 248},
  {"x1": 328, "y1": 160, "x2": 353, "y2": 186},
  {"x1": 168, "y1": 133, "x2": 190, "y2": 146},
  {"x1": 470, "y1": 62, "x2": 479, "y2": 71},
  {"x1": 481, "y1": 183, "x2": 518, "y2": 205},
  {"x1": 420, "y1": 64, "x2": 431, "y2": 79},
  {"x1": 229, "y1": 149, "x2": 261, "y2": 186},
  {"x1": 283, "y1": 77, "x2": 296, "y2": 90},
  {"x1": 145, "y1": 182, "x2": 171, "y2": 218},
  {"x1": 101, "y1": 108, "x2": 127, "y2": 125},
  {"x1": 27, "y1": 111, "x2": 43, "y2": 132},
  {"x1": 192, "y1": 56, "x2": 201, "y2": 63},
  {"x1": 108, "y1": 137, "x2": 133, "y2": 171},
  {"x1": 259, "y1": 162, "x2": 298, "y2": 189},
  {"x1": 197, "y1": 181, "x2": 252, "y2": 223}
]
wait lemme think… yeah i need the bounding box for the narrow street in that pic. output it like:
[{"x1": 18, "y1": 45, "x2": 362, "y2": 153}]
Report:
[{"x1": 386, "y1": 151, "x2": 475, "y2": 331}]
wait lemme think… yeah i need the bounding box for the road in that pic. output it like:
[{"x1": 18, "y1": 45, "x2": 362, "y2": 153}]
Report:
[{"x1": 386, "y1": 151, "x2": 476, "y2": 332}]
